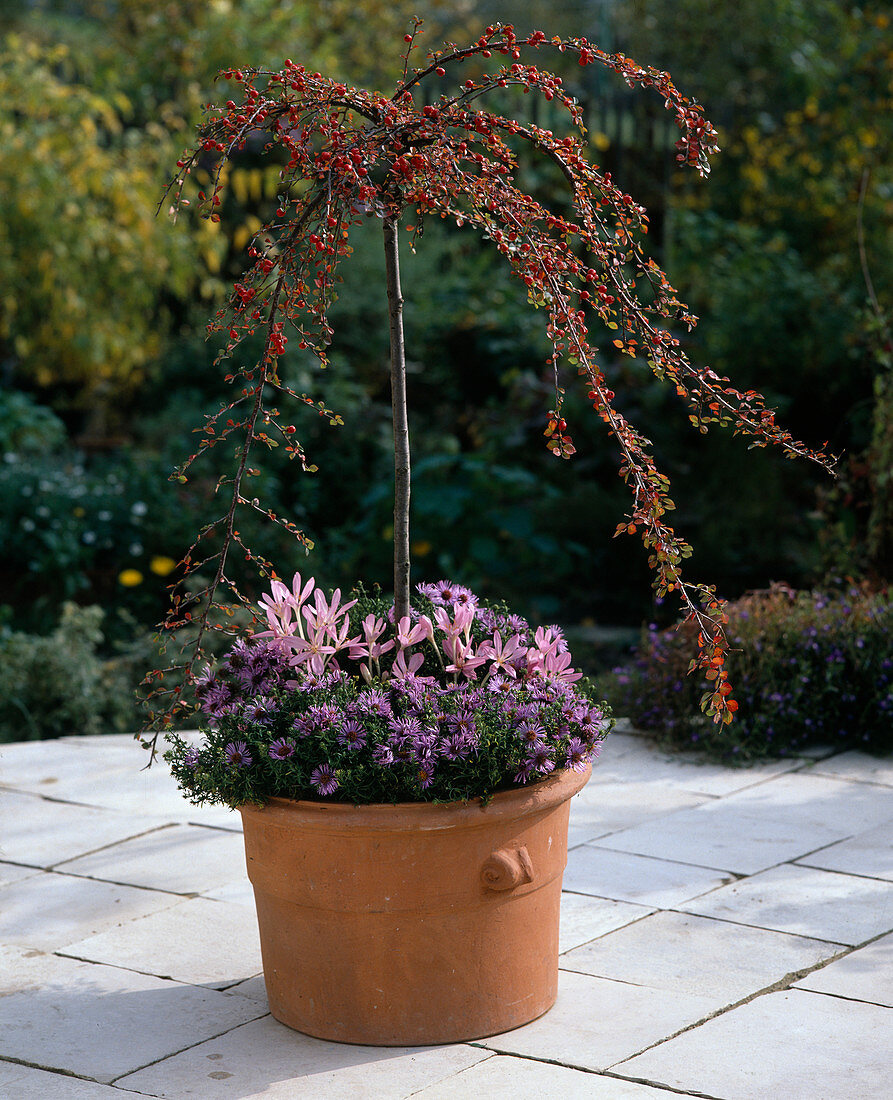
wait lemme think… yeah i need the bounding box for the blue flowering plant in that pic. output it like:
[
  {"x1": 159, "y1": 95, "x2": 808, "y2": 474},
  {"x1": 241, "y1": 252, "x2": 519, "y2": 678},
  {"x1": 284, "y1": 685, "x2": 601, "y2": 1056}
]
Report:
[
  {"x1": 165, "y1": 572, "x2": 613, "y2": 807},
  {"x1": 608, "y1": 583, "x2": 892, "y2": 762}
]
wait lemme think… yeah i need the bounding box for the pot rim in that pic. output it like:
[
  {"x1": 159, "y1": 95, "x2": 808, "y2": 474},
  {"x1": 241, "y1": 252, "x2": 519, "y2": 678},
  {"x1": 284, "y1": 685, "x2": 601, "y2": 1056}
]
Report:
[{"x1": 239, "y1": 763, "x2": 591, "y2": 831}]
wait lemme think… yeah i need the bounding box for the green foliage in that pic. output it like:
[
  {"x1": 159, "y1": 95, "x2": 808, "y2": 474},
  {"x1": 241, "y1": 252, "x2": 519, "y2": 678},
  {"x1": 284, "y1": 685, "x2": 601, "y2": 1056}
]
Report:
[
  {"x1": 0, "y1": 388, "x2": 67, "y2": 454},
  {"x1": 0, "y1": 603, "x2": 152, "y2": 742},
  {"x1": 0, "y1": 35, "x2": 194, "y2": 411},
  {"x1": 606, "y1": 584, "x2": 893, "y2": 761}
]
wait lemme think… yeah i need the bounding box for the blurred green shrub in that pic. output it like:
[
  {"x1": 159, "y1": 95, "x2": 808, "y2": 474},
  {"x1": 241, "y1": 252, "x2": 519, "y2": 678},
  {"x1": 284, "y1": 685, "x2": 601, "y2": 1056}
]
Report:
[
  {"x1": 606, "y1": 584, "x2": 893, "y2": 761},
  {"x1": 0, "y1": 603, "x2": 154, "y2": 741}
]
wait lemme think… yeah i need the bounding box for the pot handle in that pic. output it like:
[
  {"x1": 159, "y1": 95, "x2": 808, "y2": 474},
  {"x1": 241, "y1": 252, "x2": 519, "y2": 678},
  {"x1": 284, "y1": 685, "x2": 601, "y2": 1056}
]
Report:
[{"x1": 481, "y1": 845, "x2": 534, "y2": 891}]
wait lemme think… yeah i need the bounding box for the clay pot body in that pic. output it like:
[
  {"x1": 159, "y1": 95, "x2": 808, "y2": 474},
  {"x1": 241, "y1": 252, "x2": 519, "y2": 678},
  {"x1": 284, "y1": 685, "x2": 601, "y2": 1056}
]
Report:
[{"x1": 239, "y1": 764, "x2": 590, "y2": 1045}]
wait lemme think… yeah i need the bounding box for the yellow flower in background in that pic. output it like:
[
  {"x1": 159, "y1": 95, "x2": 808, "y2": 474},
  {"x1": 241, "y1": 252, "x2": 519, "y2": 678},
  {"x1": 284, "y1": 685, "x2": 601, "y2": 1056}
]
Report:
[
  {"x1": 118, "y1": 569, "x2": 143, "y2": 587},
  {"x1": 150, "y1": 556, "x2": 177, "y2": 576}
]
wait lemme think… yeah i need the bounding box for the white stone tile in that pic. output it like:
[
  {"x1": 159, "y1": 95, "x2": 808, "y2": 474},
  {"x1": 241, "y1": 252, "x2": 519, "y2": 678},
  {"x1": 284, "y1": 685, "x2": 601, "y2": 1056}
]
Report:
[
  {"x1": 412, "y1": 1053, "x2": 673, "y2": 1098},
  {"x1": 0, "y1": 734, "x2": 239, "y2": 829},
  {"x1": 56, "y1": 823, "x2": 248, "y2": 895},
  {"x1": 596, "y1": 772, "x2": 893, "y2": 874},
  {"x1": 564, "y1": 844, "x2": 732, "y2": 908},
  {"x1": 64, "y1": 895, "x2": 262, "y2": 988},
  {"x1": 479, "y1": 969, "x2": 716, "y2": 1071},
  {"x1": 117, "y1": 1015, "x2": 490, "y2": 1099},
  {"x1": 0, "y1": 737, "x2": 130, "y2": 791},
  {"x1": 797, "y1": 820, "x2": 893, "y2": 881},
  {"x1": 810, "y1": 751, "x2": 893, "y2": 787},
  {"x1": 589, "y1": 738, "x2": 800, "y2": 795},
  {"x1": 0, "y1": 869, "x2": 182, "y2": 950},
  {"x1": 0, "y1": 945, "x2": 263, "y2": 1084},
  {"x1": 221, "y1": 973, "x2": 269, "y2": 1008},
  {"x1": 0, "y1": 860, "x2": 39, "y2": 887},
  {"x1": 567, "y1": 782, "x2": 710, "y2": 846},
  {"x1": 617, "y1": 988, "x2": 893, "y2": 1098},
  {"x1": 562, "y1": 910, "x2": 841, "y2": 1003},
  {"x1": 795, "y1": 932, "x2": 893, "y2": 1007},
  {"x1": 682, "y1": 863, "x2": 893, "y2": 945},
  {"x1": 202, "y1": 877, "x2": 256, "y2": 907},
  {"x1": 0, "y1": 789, "x2": 165, "y2": 867},
  {"x1": 0, "y1": 1061, "x2": 135, "y2": 1097},
  {"x1": 559, "y1": 892, "x2": 653, "y2": 954},
  {"x1": 44, "y1": 763, "x2": 242, "y2": 829}
]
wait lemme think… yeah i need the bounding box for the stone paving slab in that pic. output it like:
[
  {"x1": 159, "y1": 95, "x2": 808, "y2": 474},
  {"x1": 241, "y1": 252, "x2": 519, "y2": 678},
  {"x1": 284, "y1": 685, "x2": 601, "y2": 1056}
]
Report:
[
  {"x1": 0, "y1": 789, "x2": 165, "y2": 867},
  {"x1": 0, "y1": 945, "x2": 264, "y2": 1084},
  {"x1": 410, "y1": 1053, "x2": 675, "y2": 1098},
  {"x1": 617, "y1": 988, "x2": 893, "y2": 1099},
  {"x1": 0, "y1": 1062, "x2": 133, "y2": 1099},
  {"x1": 0, "y1": 868, "x2": 183, "y2": 951},
  {"x1": 62, "y1": 895, "x2": 263, "y2": 988},
  {"x1": 810, "y1": 750, "x2": 893, "y2": 787},
  {"x1": 0, "y1": 860, "x2": 40, "y2": 887},
  {"x1": 796, "y1": 819, "x2": 893, "y2": 881},
  {"x1": 558, "y1": 892, "x2": 654, "y2": 954},
  {"x1": 588, "y1": 734, "x2": 802, "y2": 795},
  {"x1": 1, "y1": 731, "x2": 891, "y2": 1098},
  {"x1": 795, "y1": 931, "x2": 893, "y2": 1007},
  {"x1": 564, "y1": 843, "x2": 733, "y2": 907},
  {"x1": 117, "y1": 1016, "x2": 491, "y2": 1099},
  {"x1": 682, "y1": 862, "x2": 893, "y2": 945},
  {"x1": 595, "y1": 771, "x2": 893, "y2": 874},
  {"x1": 478, "y1": 968, "x2": 717, "y2": 1071},
  {"x1": 0, "y1": 734, "x2": 241, "y2": 830},
  {"x1": 561, "y1": 909, "x2": 842, "y2": 1004},
  {"x1": 56, "y1": 823, "x2": 249, "y2": 895},
  {"x1": 567, "y1": 781, "x2": 710, "y2": 847}
]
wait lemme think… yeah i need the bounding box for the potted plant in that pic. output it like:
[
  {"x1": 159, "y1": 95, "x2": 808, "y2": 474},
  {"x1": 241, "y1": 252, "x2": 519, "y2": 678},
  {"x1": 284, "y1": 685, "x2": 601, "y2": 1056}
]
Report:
[{"x1": 147, "y1": 22, "x2": 833, "y2": 1044}]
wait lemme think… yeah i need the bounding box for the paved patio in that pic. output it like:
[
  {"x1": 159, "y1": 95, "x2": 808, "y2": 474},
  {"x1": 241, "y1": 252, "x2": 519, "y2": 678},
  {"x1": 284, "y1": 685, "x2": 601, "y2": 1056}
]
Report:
[{"x1": 0, "y1": 728, "x2": 890, "y2": 1099}]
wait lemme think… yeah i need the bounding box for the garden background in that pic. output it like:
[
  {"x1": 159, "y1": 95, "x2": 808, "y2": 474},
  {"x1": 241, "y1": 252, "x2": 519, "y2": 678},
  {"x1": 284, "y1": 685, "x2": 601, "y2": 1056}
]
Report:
[{"x1": 1, "y1": 0, "x2": 889, "y2": 745}]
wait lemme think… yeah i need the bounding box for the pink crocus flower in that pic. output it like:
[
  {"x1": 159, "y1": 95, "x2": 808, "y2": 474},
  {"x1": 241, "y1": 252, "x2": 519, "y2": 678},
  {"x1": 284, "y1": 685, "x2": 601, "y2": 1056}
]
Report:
[
  {"x1": 540, "y1": 647, "x2": 582, "y2": 684},
  {"x1": 285, "y1": 630, "x2": 336, "y2": 677},
  {"x1": 478, "y1": 631, "x2": 526, "y2": 678},
  {"x1": 395, "y1": 615, "x2": 429, "y2": 649},
  {"x1": 348, "y1": 614, "x2": 395, "y2": 661},
  {"x1": 390, "y1": 649, "x2": 426, "y2": 680},
  {"x1": 443, "y1": 636, "x2": 488, "y2": 680},
  {"x1": 303, "y1": 587, "x2": 357, "y2": 635},
  {"x1": 257, "y1": 572, "x2": 316, "y2": 640}
]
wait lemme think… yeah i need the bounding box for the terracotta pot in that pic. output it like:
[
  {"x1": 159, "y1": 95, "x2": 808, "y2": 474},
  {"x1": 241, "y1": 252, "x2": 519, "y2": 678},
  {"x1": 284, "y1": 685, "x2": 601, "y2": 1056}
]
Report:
[{"x1": 239, "y1": 764, "x2": 590, "y2": 1045}]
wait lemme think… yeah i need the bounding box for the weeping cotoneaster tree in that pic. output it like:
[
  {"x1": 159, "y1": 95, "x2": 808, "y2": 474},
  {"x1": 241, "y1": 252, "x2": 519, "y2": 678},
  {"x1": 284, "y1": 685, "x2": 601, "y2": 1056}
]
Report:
[{"x1": 145, "y1": 22, "x2": 834, "y2": 741}]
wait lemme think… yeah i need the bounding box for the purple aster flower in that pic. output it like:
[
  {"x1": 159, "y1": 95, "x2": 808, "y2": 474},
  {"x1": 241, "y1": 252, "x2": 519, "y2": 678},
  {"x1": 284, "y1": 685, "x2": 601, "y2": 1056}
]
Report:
[
  {"x1": 305, "y1": 703, "x2": 340, "y2": 731},
  {"x1": 388, "y1": 715, "x2": 421, "y2": 739},
  {"x1": 372, "y1": 743, "x2": 395, "y2": 767},
  {"x1": 514, "y1": 759, "x2": 534, "y2": 784},
  {"x1": 269, "y1": 737, "x2": 296, "y2": 760},
  {"x1": 441, "y1": 732, "x2": 474, "y2": 761},
  {"x1": 503, "y1": 613, "x2": 529, "y2": 635},
  {"x1": 416, "y1": 581, "x2": 442, "y2": 602},
  {"x1": 356, "y1": 689, "x2": 391, "y2": 718},
  {"x1": 243, "y1": 695, "x2": 278, "y2": 723},
  {"x1": 184, "y1": 747, "x2": 201, "y2": 770},
  {"x1": 531, "y1": 745, "x2": 555, "y2": 774},
  {"x1": 428, "y1": 579, "x2": 459, "y2": 606},
  {"x1": 475, "y1": 607, "x2": 497, "y2": 632},
  {"x1": 517, "y1": 720, "x2": 546, "y2": 749},
  {"x1": 310, "y1": 763, "x2": 339, "y2": 796},
  {"x1": 337, "y1": 720, "x2": 367, "y2": 750},
  {"x1": 415, "y1": 759, "x2": 436, "y2": 789},
  {"x1": 565, "y1": 737, "x2": 589, "y2": 772},
  {"x1": 224, "y1": 741, "x2": 252, "y2": 768}
]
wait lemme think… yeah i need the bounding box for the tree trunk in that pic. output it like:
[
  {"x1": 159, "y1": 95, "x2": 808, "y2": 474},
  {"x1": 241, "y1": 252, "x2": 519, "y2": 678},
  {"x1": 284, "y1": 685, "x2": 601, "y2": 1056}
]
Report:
[{"x1": 383, "y1": 214, "x2": 411, "y2": 621}]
